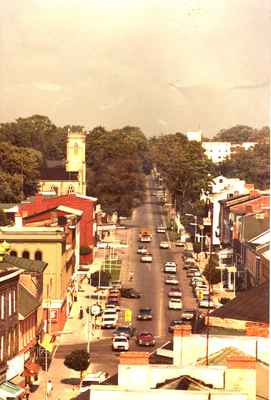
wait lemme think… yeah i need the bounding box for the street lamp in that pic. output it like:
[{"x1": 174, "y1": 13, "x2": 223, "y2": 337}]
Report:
[{"x1": 185, "y1": 214, "x2": 197, "y2": 242}]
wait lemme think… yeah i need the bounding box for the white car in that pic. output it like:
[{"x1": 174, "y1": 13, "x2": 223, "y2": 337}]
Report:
[
  {"x1": 137, "y1": 247, "x2": 147, "y2": 255},
  {"x1": 102, "y1": 309, "x2": 118, "y2": 319},
  {"x1": 157, "y1": 226, "x2": 166, "y2": 233},
  {"x1": 104, "y1": 304, "x2": 117, "y2": 312},
  {"x1": 80, "y1": 371, "x2": 109, "y2": 393},
  {"x1": 160, "y1": 241, "x2": 169, "y2": 249},
  {"x1": 175, "y1": 240, "x2": 185, "y2": 247},
  {"x1": 168, "y1": 297, "x2": 183, "y2": 310},
  {"x1": 141, "y1": 236, "x2": 151, "y2": 243},
  {"x1": 168, "y1": 288, "x2": 182, "y2": 298},
  {"x1": 164, "y1": 262, "x2": 177, "y2": 273},
  {"x1": 112, "y1": 335, "x2": 129, "y2": 351},
  {"x1": 165, "y1": 274, "x2": 179, "y2": 285},
  {"x1": 199, "y1": 300, "x2": 215, "y2": 309},
  {"x1": 141, "y1": 254, "x2": 153, "y2": 263},
  {"x1": 101, "y1": 315, "x2": 118, "y2": 329}
]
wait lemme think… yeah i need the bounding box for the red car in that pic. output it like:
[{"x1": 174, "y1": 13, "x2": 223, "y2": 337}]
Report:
[{"x1": 136, "y1": 331, "x2": 155, "y2": 346}]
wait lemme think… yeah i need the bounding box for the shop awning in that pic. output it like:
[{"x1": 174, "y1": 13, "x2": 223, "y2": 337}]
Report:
[
  {"x1": 0, "y1": 382, "x2": 24, "y2": 398},
  {"x1": 39, "y1": 334, "x2": 55, "y2": 353}
]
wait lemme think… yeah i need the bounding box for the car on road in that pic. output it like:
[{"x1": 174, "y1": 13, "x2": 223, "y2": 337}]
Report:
[
  {"x1": 101, "y1": 315, "x2": 118, "y2": 329},
  {"x1": 187, "y1": 270, "x2": 200, "y2": 278},
  {"x1": 164, "y1": 262, "x2": 177, "y2": 273},
  {"x1": 136, "y1": 331, "x2": 155, "y2": 346},
  {"x1": 111, "y1": 280, "x2": 122, "y2": 289},
  {"x1": 104, "y1": 304, "x2": 117, "y2": 312},
  {"x1": 182, "y1": 309, "x2": 196, "y2": 321},
  {"x1": 137, "y1": 247, "x2": 148, "y2": 255},
  {"x1": 164, "y1": 274, "x2": 179, "y2": 285},
  {"x1": 199, "y1": 299, "x2": 215, "y2": 309},
  {"x1": 137, "y1": 308, "x2": 153, "y2": 320},
  {"x1": 113, "y1": 325, "x2": 135, "y2": 338},
  {"x1": 156, "y1": 226, "x2": 166, "y2": 233},
  {"x1": 168, "y1": 288, "x2": 182, "y2": 298},
  {"x1": 168, "y1": 297, "x2": 183, "y2": 310},
  {"x1": 140, "y1": 236, "x2": 151, "y2": 243},
  {"x1": 175, "y1": 240, "x2": 185, "y2": 247},
  {"x1": 168, "y1": 319, "x2": 187, "y2": 333},
  {"x1": 109, "y1": 289, "x2": 120, "y2": 297},
  {"x1": 160, "y1": 241, "x2": 169, "y2": 249},
  {"x1": 141, "y1": 253, "x2": 153, "y2": 263},
  {"x1": 112, "y1": 335, "x2": 129, "y2": 351},
  {"x1": 80, "y1": 371, "x2": 109, "y2": 393},
  {"x1": 106, "y1": 298, "x2": 120, "y2": 311},
  {"x1": 120, "y1": 288, "x2": 141, "y2": 298}
]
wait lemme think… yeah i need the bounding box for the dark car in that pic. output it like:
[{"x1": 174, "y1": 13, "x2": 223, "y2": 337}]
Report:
[
  {"x1": 136, "y1": 331, "x2": 155, "y2": 346},
  {"x1": 113, "y1": 325, "x2": 135, "y2": 338},
  {"x1": 137, "y1": 308, "x2": 153, "y2": 320},
  {"x1": 121, "y1": 288, "x2": 141, "y2": 299},
  {"x1": 168, "y1": 319, "x2": 186, "y2": 333}
]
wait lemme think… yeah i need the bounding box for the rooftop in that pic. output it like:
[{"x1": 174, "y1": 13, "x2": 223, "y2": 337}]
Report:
[
  {"x1": 18, "y1": 285, "x2": 40, "y2": 318},
  {"x1": 3, "y1": 255, "x2": 47, "y2": 273}
]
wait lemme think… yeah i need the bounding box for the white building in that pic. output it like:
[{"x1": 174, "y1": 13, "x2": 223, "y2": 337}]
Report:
[
  {"x1": 202, "y1": 142, "x2": 231, "y2": 163},
  {"x1": 186, "y1": 131, "x2": 202, "y2": 142},
  {"x1": 201, "y1": 176, "x2": 253, "y2": 246}
]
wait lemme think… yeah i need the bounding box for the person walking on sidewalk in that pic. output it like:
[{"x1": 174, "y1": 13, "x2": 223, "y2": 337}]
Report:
[
  {"x1": 24, "y1": 384, "x2": 30, "y2": 399},
  {"x1": 46, "y1": 379, "x2": 53, "y2": 397}
]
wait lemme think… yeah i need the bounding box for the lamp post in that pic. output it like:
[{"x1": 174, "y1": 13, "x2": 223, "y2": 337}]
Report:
[{"x1": 185, "y1": 214, "x2": 197, "y2": 242}]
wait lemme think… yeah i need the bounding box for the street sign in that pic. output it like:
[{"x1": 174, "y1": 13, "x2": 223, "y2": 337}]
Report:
[
  {"x1": 91, "y1": 304, "x2": 102, "y2": 316},
  {"x1": 124, "y1": 308, "x2": 132, "y2": 322}
]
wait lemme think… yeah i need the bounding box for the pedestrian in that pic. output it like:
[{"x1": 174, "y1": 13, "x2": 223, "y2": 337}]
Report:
[
  {"x1": 73, "y1": 290, "x2": 78, "y2": 302},
  {"x1": 47, "y1": 379, "x2": 53, "y2": 397},
  {"x1": 25, "y1": 383, "x2": 30, "y2": 400},
  {"x1": 79, "y1": 306, "x2": 84, "y2": 319}
]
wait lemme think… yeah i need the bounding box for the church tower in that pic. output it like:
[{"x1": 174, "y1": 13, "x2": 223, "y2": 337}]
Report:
[{"x1": 66, "y1": 130, "x2": 87, "y2": 195}]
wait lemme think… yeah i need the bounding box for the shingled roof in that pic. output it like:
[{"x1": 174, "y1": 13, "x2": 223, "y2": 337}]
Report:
[
  {"x1": 210, "y1": 282, "x2": 269, "y2": 323},
  {"x1": 18, "y1": 285, "x2": 40, "y2": 318},
  {"x1": 3, "y1": 255, "x2": 47, "y2": 273}
]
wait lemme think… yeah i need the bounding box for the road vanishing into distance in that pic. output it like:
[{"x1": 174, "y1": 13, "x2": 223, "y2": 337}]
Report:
[{"x1": 55, "y1": 176, "x2": 198, "y2": 375}]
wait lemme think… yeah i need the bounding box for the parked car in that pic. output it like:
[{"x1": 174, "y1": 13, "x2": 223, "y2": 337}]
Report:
[
  {"x1": 111, "y1": 280, "x2": 122, "y2": 289},
  {"x1": 168, "y1": 297, "x2": 183, "y2": 310},
  {"x1": 137, "y1": 308, "x2": 153, "y2": 320},
  {"x1": 112, "y1": 335, "x2": 129, "y2": 351},
  {"x1": 80, "y1": 371, "x2": 109, "y2": 393},
  {"x1": 199, "y1": 300, "x2": 215, "y2": 309},
  {"x1": 165, "y1": 274, "x2": 179, "y2": 285},
  {"x1": 141, "y1": 253, "x2": 153, "y2": 263},
  {"x1": 168, "y1": 288, "x2": 182, "y2": 298},
  {"x1": 168, "y1": 319, "x2": 183, "y2": 333},
  {"x1": 175, "y1": 240, "x2": 185, "y2": 247},
  {"x1": 182, "y1": 309, "x2": 196, "y2": 321},
  {"x1": 136, "y1": 331, "x2": 155, "y2": 346},
  {"x1": 121, "y1": 288, "x2": 141, "y2": 299},
  {"x1": 160, "y1": 241, "x2": 169, "y2": 249},
  {"x1": 113, "y1": 325, "x2": 135, "y2": 338}
]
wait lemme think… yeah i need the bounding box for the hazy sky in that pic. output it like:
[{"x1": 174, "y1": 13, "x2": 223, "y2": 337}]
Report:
[{"x1": 1, "y1": 0, "x2": 270, "y2": 137}]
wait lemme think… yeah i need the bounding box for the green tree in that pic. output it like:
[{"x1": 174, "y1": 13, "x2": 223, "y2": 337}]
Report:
[
  {"x1": 203, "y1": 254, "x2": 220, "y2": 286},
  {"x1": 64, "y1": 350, "x2": 90, "y2": 383},
  {"x1": 219, "y1": 144, "x2": 270, "y2": 189},
  {"x1": 150, "y1": 133, "x2": 214, "y2": 214}
]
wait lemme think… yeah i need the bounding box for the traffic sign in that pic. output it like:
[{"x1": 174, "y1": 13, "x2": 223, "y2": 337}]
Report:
[
  {"x1": 124, "y1": 308, "x2": 132, "y2": 322},
  {"x1": 91, "y1": 304, "x2": 101, "y2": 316}
]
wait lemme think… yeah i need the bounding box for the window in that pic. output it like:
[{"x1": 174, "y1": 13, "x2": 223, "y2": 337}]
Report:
[
  {"x1": 22, "y1": 251, "x2": 30, "y2": 259},
  {"x1": 8, "y1": 292, "x2": 12, "y2": 316},
  {"x1": 0, "y1": 336, "x2": 3, "y2": 361},
  {"x1": 0, "y1": 295, "x2": 4, "y2": 319},
  {"x1": 67, "y1": 185, "x2": 74, "y2": 194},
  {"x1": 10, "y1": 251, "x2": 17, "y2": 257},
  {"x1": 35, "y1": 251, "x2": 42, "y2": 261},
  {"x1": 74, "y1": 142, "x2": 79, "y2": 155},
  {"x1": 13, "y1": 290, "x2": 16, "y2": 313}
]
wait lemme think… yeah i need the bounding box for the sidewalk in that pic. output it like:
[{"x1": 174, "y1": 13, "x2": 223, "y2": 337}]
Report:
[
  {"x1": 30, "y1": 279, "x2": 98, "y2": 400},
  {"x1": 29, "y1": 224, "x2": 132, "y2": 400}
]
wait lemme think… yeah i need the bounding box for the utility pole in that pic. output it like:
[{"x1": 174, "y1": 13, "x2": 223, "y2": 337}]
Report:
[{"x1": 205, "y1": 201, "x2": 213, "y2": 366}]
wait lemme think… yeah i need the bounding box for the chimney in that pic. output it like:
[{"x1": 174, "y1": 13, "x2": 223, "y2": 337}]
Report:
[
  {"x1": 173, "y1": 325, "x2": 196, "y2": 366},
  {"x1": 15, "y1": 212, "x2": 23, "y2": 228},
  {"x1": 225, "y1": 356, "x2": 256, "y2": 400},
  {"x1": 118, "y1": 352, "x2": 151, "y2": 390}
]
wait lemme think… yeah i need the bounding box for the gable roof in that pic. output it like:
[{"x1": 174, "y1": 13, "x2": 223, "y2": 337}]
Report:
[
  {"x1": 18, "y1": 285, "x2": 40, "y2": 318},
  {"x1": 3, "y1": 255, "x2": 47, "y2": 273},
  {"x1": 210, "y1": 282, "x2": 269, "y2": 323}
]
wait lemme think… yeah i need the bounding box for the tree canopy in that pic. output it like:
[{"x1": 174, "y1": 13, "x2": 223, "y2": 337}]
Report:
[
  {"x1": 86, "y1": 126, "x2": 148, "y2": 216},
  {"x1": 213, "y1": 125, "x2": 270, "y2": 144},
  {"x1": 150, "y1": 133, "x2": 215, "y2": 213},
  {"x1": 64, "y1": 349, "x2": 90, "y2": 382},
  {"x1": 218, "y1": 143, "x2": 270, "y2": 190}
]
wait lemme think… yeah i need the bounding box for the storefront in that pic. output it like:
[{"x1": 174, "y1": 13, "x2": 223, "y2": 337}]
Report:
[{"x1": 0, "y1": 381, "x2": 24, "y2": 399}]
